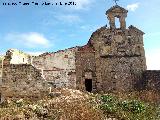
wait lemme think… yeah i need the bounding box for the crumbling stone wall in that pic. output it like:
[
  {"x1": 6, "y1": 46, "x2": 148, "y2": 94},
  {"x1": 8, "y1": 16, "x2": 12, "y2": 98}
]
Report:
[
  {"x1": 1, "y1": 64, "x2": 46, "y2": 98},
  {"x1": 32, "y1": 47, "x2": 78, "y2": 88},
  {"x1": 143, "y1": 70, "x2": 160, "y2": 91}
]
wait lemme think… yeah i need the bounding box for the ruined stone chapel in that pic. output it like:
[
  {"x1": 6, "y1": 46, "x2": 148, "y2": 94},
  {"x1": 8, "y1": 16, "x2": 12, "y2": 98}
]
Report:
[{"x1": 0, "y1": 5, "x2": 159, "y2": 98}]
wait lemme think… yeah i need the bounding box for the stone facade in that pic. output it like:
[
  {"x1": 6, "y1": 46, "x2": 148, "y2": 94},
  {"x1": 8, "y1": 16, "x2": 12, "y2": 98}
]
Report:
[
  {"x1": 143, "y1": 70, "x2": 160, "y2": 91},
  {"x1": 0, "y1": 5, "x2": 159, "y2": 99},
  {"x1": 76, "y1": 5, "x2": 146, "y2": 92},
  {"x1": 75, "y1": 45, "x2": 96, "y2": 91}
]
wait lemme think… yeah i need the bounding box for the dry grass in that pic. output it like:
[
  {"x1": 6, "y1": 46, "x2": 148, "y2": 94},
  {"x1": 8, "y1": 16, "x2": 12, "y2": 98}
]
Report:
[
  {"x1": 0, "y1": 88, "x2": 104, "y2": 120},
  {"x1": 0, "y1": 88, "x2": 159, "y2": 120},
  {"x1": 48, "y1": 98, "x2": 104, "y2": 120}
]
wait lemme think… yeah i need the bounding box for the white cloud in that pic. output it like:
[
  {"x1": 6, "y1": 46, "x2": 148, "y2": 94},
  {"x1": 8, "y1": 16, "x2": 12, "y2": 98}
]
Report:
[
  {"x1": 55, "y1": 14, "x2": 81, "y2": 23},
  {"x1": 80, "y1": 24, "x2": 103, "y2": 32},
  {"x1": 127, "y1": 3, "x2": 139, "y2": 11},
  {"x1": 145, "y1": 49, "x2": 160, "y2": 70},
  {"x1": 4, "y1": 32, "x2": 51, "y2": 48},
  {"x1": 26, "y1": 51, "x2": 45, "y2": 56}
]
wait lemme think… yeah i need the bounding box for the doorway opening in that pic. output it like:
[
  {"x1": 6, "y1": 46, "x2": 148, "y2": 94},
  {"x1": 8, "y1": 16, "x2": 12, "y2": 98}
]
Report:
[
  {"x1": 0, "y1": 93, "x2": 2, "y2": 103},
  {"x1": 85, "y1": 79, "x2": 92, "y2": 92}
]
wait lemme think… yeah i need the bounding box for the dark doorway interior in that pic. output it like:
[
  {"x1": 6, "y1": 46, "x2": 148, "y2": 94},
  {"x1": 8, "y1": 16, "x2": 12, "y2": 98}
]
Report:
[
  {"x1": 0, "y1": 93, "x2": 1, "y2": 103},
  {"x1": 85, "y1": 79, "x2": 92, "y2": 92}
]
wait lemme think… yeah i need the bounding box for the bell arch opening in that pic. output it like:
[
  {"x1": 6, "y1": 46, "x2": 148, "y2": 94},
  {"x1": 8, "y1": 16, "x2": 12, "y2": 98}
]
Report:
[{"x1": 115, "y1": 17, "x2": 120, "y2": 28}]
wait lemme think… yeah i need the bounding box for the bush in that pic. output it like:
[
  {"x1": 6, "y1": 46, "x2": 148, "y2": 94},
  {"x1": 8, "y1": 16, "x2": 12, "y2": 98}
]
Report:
[
  {"x1": 100, "y1": 94, "x2": 118, "y2": 115},
  {"x1": 121, "y1": 100, "x2": 145, "y2": 113},
  {"x1": 100, "y1": 103, "x2": 117, "y2": 113},
  {"x1": 99, "y1": 94, "x2": 158, "y2": 120},
  {"x1": 15, "y1": 99, "x2": 24, "y2": 107},
  {"x1": 101, "y1": 94, "x2": 114, "y2": 102}
]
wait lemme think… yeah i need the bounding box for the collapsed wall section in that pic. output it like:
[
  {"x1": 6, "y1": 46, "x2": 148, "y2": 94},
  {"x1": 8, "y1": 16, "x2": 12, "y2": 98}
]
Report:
[
  {"x1": 1, "y1": 64, "x2": 46, "y2": 99},
  {"x1": 32, "y1": 47, "x2": 78, "y2": 89}
]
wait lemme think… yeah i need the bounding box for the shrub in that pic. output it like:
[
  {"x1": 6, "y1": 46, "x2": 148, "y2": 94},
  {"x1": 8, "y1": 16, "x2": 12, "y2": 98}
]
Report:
[
  {"x1": 100, "y1": 103, "x2": 117, "y2": 113},
  {"x1": 121, "y1": 100, "x2": 145, "y2": 113},
  {"x1": 99, "y1": 94, "x2": 158, "y2": 120},
  {"x1": 100, "y1": 94, "x2": 118, "y2": 114},
  {"x1": 101, "y1": 94, "x2": 114, "y2": 102},
  {"x1": 15, "y1": 99, "x2": 24, "y2": 107}
]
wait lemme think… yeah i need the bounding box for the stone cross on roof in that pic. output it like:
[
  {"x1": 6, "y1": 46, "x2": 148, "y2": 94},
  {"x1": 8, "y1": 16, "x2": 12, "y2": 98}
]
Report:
[{"x1": 113, "y1": 0, "x2": 119, "y2": 5}]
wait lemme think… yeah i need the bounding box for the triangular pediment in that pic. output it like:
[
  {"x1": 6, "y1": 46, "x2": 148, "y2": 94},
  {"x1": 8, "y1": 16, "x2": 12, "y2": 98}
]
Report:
[{"x1": 129, "y1": 25, "x2": 145, "y2": 35}]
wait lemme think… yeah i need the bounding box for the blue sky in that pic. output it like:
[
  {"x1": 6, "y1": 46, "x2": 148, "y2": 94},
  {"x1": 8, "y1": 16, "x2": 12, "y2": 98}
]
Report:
[{"x1": 0, "y1": 0, "x2": 160, "y2": 70}]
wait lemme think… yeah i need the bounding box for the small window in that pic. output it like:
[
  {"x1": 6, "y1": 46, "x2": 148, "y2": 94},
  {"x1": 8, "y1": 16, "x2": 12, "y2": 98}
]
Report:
[{"x1": 23, "y1": 58, "x2": 24, "y2": 62}]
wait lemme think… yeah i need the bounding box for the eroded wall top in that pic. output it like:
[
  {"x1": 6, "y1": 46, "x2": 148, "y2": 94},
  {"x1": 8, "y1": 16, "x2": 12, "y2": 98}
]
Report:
[{"x1": 33, "y1": 47, "x2": 79, "y2": 70}]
